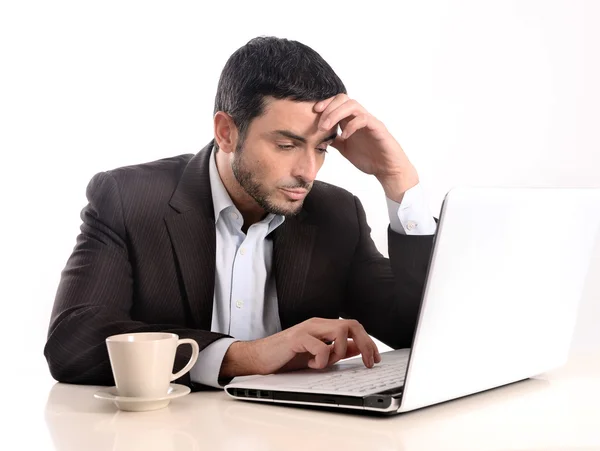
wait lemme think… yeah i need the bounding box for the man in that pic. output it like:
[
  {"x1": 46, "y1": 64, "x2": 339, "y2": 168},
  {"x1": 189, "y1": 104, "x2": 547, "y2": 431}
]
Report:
[{"x1": 44, "y1": 36, "x2": 438, "y2": 391}]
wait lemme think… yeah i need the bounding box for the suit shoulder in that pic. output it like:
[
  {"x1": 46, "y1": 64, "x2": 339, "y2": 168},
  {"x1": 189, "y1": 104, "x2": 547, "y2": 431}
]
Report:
[
  {"x1": 98, "y1": 154, "x2": 194, "y2": 208},
  {"x1": 105, "y1": 154, "x2": 193, "y2": 183}
]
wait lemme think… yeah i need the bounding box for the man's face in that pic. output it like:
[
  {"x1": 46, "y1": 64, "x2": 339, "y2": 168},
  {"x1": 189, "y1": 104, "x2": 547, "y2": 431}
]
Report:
[{"x1": 231, "y1": 97, "x2": 337, "y2": 216}]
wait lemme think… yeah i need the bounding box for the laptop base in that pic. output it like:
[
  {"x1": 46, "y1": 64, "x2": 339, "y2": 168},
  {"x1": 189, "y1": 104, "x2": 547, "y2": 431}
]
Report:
[{"x1": 225, "y1": 387, "x2": 404, "y2": 414}]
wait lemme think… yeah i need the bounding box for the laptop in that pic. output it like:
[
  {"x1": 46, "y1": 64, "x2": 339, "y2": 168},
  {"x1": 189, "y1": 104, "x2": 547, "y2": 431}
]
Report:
[{"x1": 225, "y1": 186, "x2": 600, "y2": 415}]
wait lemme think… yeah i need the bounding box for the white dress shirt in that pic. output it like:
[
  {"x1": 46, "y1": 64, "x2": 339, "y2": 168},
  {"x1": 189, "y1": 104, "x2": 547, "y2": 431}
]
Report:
[{"x1": 190, "y1": 148, "x2": 437, "y2": 387}]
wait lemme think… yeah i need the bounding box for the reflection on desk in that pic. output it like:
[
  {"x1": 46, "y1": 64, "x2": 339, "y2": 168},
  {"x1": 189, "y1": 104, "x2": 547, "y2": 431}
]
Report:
[{"x1": 44, "y1": 353, "x2": 600, "y2": 451}]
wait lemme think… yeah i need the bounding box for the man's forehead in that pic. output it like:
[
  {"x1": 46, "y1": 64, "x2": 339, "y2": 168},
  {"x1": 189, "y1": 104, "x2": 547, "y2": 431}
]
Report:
[
  {"x1": 262, "y1": 99, "x2": 330, "y2": 128},
  {"x1": 261, "y1": 96, "x2": 319, "y2": 116},
  {"x1": 258, "y1": 97, "x2": 337, "y2": 139}
]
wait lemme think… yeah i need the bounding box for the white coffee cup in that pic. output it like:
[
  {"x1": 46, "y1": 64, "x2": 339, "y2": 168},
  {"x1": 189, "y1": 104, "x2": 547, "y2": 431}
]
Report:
[{"x1": 106, "y1": 332, "x2": 199, "y2": 398}]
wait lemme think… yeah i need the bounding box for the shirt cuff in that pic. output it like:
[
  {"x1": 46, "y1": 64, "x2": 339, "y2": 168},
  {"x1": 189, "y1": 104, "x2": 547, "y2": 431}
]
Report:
[
  {"x1": 386, "y1": 183, "x2": 437, "y2": 235},
  {"x1": 189, "y1": 337, "x2": 239, "y2": 388}
]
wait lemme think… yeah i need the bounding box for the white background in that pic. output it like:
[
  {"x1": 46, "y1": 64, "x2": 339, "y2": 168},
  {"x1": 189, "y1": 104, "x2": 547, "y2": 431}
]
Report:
[{"x1": 0, "y1": 1, "x2": 599, "y2": 446}]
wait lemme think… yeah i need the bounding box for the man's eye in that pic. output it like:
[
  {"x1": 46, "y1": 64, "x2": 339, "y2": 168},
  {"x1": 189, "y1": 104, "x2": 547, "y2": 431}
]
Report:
[
  {"x1": 317, "y1": 147, "x2": 328, "y2": 153},
  {"x1": 277, "y1": 144, "x2": 295, "y2": 150}
]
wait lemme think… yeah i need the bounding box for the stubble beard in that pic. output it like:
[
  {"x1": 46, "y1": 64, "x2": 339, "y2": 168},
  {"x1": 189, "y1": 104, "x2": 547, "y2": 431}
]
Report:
[{"x1": 231, "y1": 142, "x2": 308, "y2": 217}]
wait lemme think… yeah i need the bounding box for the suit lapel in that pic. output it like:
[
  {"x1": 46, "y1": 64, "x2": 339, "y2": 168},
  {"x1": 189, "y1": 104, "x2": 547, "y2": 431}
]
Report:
[
  {"x1": 165, "y1": 211, "x2": 215, "y2": 330},
  {"x1": 165, "y1": 142, "x2": 215, "y2": 330},
  {"x1": 273, "y1": 215, "x2": 317, "y2": 329}
]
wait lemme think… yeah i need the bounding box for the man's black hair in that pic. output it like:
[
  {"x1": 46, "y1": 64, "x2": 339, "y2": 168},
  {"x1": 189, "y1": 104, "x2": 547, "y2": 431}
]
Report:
[{"x1": 213, "y1": 36, "x2": 347, "y2": 150}]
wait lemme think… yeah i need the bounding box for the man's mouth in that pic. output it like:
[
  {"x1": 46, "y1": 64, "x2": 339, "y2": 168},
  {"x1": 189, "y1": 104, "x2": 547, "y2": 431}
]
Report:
[{"x1": 279, "y1": 188, "x2": 309, "y2": 201}]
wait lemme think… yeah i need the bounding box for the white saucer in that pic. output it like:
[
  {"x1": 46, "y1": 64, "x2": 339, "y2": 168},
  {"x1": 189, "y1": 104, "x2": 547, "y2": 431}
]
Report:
[{"x1": 94, "y1": 383, "x2": 191, "y2": 412}]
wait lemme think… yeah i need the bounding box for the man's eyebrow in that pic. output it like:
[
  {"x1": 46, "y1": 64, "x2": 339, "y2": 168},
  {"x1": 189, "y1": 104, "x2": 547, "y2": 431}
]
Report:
[{"x1": 271, "y1": 130, "x2": 338, "y2": 144}]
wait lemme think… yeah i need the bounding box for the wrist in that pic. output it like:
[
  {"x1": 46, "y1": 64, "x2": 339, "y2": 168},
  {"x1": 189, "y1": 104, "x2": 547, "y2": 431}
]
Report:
[
  {"x1": 219, "y1": 341, "x2": 260, "y2": 379},
  {"x1": 377, "y1": 167, "x2": 420, "y2": 204}
]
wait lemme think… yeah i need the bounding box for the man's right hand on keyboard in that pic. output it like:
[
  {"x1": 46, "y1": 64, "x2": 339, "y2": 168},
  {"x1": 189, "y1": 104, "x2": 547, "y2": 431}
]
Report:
[{"x1": 218, "y1": 318, "x2": 382, "y2": 379}]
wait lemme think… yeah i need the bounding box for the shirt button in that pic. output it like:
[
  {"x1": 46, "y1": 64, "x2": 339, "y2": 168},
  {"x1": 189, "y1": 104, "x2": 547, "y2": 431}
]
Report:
[
  {"x1": 406, "y1": 221, "x2": 418, "y2": 231},
  {"x1": 235, "y1": 300, "x2": 244, "y2": 309},
  {"x1": 231, "y1": 212, "x2": 239, "y2": 220},
  {"x1": 240, "y1": 247, "x2": 246, "y2": 256}
]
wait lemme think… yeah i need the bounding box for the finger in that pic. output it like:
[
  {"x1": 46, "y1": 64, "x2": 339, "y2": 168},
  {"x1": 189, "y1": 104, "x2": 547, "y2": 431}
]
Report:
[
  {"x1": 346, "y1": 320, "x2": 377, "y2": 368},
  {"x1": 343, "y1": 339, "x2": 361, "y2": 359},
  {"x1": 307, "y1": 319, "x2": 349, "y2": 366},
  {"x1": 317, "y1": 95, "x2": 352, "y2": 130},
  {"x1": 313, "y1": 94, "x2": 346, "y2": 113},
  {"x1": 319, "y1": 100, "x2": 365, "y2": 132},
  {"x1": 299, "y1": 335, "x2": 332, "y2": 369},
  {"x1": 340, "y1": 114, "x2": 369, "y2": 140},
  {"x1": 327, "y1": 334, "x2": 349, "y2": 366},
  {"x1": 328, "y1": 340, "x2": 361, "y2": 366}
]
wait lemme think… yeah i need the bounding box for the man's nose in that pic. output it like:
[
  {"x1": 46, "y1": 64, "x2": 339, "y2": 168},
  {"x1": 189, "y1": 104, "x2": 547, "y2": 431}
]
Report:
[{"x1": 292, "y1": 150, "x2": 318, "y2": 184}]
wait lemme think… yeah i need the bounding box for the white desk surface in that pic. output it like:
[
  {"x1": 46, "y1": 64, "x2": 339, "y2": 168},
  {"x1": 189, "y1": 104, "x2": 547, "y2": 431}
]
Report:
[{"x1": 5, "y1": 351, "x2": 594, "y2": 451}]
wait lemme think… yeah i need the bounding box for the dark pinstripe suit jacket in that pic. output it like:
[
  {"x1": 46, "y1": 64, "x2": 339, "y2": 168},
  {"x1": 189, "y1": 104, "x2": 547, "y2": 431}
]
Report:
[{"x1": 44, "y1": 140, "x2": 436, "y2": 390}]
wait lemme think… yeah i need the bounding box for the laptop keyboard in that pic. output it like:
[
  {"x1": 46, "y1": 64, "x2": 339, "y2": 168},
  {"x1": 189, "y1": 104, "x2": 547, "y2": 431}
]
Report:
[{"x1": 289, "y1": 349, "x2": 409, "y2": 395}]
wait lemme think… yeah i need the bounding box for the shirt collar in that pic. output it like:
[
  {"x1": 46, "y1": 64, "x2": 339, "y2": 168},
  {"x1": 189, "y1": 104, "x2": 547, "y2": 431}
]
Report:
[
  {"x1": 208, "y1": 146, "x2": 285, "y2": 232},
  {"x1": 208, "y1": 145, "x2": 236, "y2": 223}
]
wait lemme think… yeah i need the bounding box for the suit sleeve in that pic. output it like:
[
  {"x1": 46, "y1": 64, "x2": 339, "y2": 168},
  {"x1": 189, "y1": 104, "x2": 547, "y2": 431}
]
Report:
[
  {"x1": 44, "y1": 171, "x2": 231, "y2": 390},
  {"x1": 340, "y1": 195, "x2": 437, "y2": 350}
]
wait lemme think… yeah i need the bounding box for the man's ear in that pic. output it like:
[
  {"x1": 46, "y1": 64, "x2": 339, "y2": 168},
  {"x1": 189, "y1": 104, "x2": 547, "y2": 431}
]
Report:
[{"x1": 214, "y1": 111, "x2": 239, "y2": 154}]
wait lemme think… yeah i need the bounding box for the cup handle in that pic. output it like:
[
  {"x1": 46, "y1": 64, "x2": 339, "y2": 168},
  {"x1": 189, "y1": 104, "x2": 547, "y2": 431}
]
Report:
[{"x1": 171, "y1": 338, "x2": 200, "y2": 381}]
